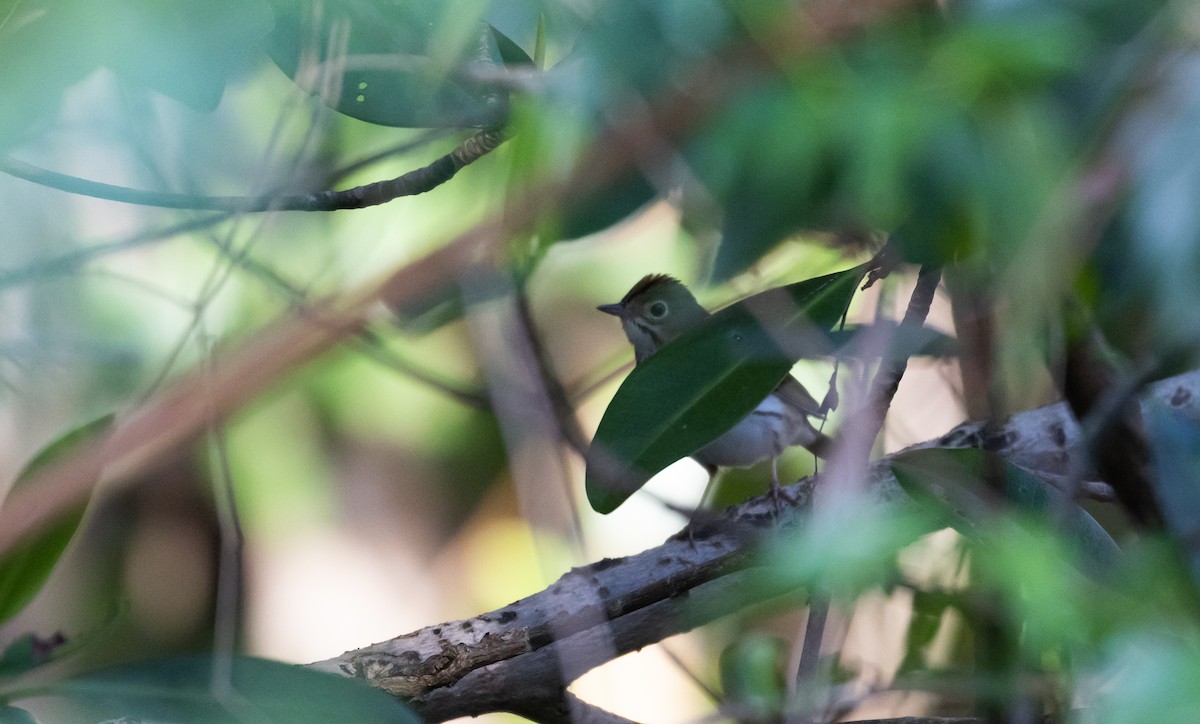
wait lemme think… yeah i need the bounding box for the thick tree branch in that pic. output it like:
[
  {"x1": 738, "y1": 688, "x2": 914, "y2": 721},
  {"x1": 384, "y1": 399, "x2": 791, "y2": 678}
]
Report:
[{"x1": 311, "y1": 370, "x2": 1200, "y2": 721}]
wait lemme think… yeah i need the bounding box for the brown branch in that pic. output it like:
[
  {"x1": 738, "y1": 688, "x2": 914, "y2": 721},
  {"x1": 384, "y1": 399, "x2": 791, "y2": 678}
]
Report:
[
  {"x1": 0, "y1": 0, "x2": 935, "y2": 569},
  {"x1": 794, "y1": 264, "x2": 942, "y2": 704},
  {"x1": 308, "y1": 369, "x2": 1200, "y2": 720},
  {"x1": 1061, "y1": 315, "x2": 1164, "y2": 527},
  {"x1": 0, "y1": 129, "x2": 504, "y2": 212}
]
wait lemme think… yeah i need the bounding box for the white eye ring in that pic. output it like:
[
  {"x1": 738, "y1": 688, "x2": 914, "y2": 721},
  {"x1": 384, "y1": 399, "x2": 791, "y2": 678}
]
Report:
[{"x1": 647, "y1": 300, "x2": 669, "y2": 319}]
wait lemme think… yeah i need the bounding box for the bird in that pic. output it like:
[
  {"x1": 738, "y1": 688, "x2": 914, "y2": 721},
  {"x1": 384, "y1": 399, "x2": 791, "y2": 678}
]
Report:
[{"x1": 597, "y1": 274, "x2": 834, "y2": 503}]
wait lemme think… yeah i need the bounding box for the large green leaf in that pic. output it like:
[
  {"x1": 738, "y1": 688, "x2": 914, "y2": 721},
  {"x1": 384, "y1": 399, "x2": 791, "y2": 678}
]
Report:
[
  {"x1": 41, "y1": 655, "x2": 417, "y2": 723},
  {"x1": 266, "y1": 0, "x2": 509, "y2": 128},
  {"x1": 890, "y1": 447, "x2": 1120, "y2": 576},
  {"x1": 0, "y1": 1, "x2": 270, "y2": 150},
  {"x1": 0, "y1": 415, "x2": 114, "y2": 625},
  {"x1": 586, "y1": 264, "x2": 866, "y2": 514}
]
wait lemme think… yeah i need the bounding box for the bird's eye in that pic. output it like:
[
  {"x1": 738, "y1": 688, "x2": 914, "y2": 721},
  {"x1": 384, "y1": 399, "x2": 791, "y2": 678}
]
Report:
[{"x1": 647, "y1": 300, "x2": 669, "y2": 319}]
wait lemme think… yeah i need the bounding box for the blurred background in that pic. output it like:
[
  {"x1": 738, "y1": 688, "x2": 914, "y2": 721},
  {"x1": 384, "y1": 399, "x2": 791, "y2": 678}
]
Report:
[{"x1": 1, "y1": 0, "x2": 1199, "y2": 722}]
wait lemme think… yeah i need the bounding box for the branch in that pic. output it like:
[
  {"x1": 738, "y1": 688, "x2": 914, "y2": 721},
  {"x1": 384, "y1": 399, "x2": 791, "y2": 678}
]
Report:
[
  {"x1": 0, "y1": 129, "x2": 504, "y2": 212},
  {"x1": 0, "y1": 5, "x2": 802, "y2": 556},
  {"x1": 309, "y1": 369, "x2": 1200, "y2": 721}
]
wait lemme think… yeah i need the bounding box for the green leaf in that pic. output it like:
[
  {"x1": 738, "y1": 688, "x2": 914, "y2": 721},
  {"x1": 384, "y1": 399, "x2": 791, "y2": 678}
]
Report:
[
  {"x1": 104, "y1": 0, "x2": 273, "y2": 112},
  {"x1": 890, "y1": 447, "x2": 1120, "y2": 576},
  {"x1": 0, "y1": 705, "x2": 36, "y2": 724},
  {"x1": 825, "y1": 322, "x2": 960, "y2": 361},
  {"x1": 0, "y1": 631, "x2": 66, "y2": 680},
  {"x1": 0, "y1": 603, "x2": 128, "y2": 682},
  {"x1": 266, "y1": 0, "x2": 506, "y2": 128},
  {"x1": 586, "y1": 264, "x2": 866, "y2": 513},
  {"x1": 0, "y1": 415, "x2": 114, "y2": 625},
  {"x1": 550, "y1": 169, "x2": 658, "y2": 242},
  {"x1": 489, "y1": 25, "x2": 534, "y2": 67},
  {"x1": 43, "y1": 655, "x2": 417, "y2": 723},
  {"x1": 898, "y1": 589, "x2": 957, "y2": 675},
  {"x1": 719, "y1": 634, "x2": 786, "y2": 718}
]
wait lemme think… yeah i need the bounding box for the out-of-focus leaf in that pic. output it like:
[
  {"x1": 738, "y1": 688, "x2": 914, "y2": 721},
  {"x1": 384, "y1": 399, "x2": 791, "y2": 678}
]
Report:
[
  {"x1": 824, "y1": 322, "x2": 959, "y2": 360},
  {"x1": 1107, "y1": 56, "x2": 1200, "y2": 354},
  {"x1": 105, "y1": 0, "x2": 273, "y2": 111},
  {"x1": 898, "y1": 589, "x2": 957, "y2": 675},
  {"x1": 550, "y1": 169, "x2": 658, "y2": 242},
  {"x1": 489, "y1": 25, "x2": 534, "y2": 67},
  {"x1": 719, "y1": 634, "x2": 785, "y2": 719},
  {"x1": 767, "y1": 504, "x2": 940, "y2": 594},
  {"x1": 46, "y1": 655, "x2": 417, "y2": 723},
  {"x1": 0, "y1": 0, "x2": 270, "y2": 148},
  {"x1": 586, "y1": 264, "x2": 865, "y2": 514},
  {"x1": 1144, "y1": 403, "x2": 1200, "y2": 581},
  {"x1": 0, "y1": 604, "x2": 129, "y2": 682},
  {"x1": 890, "y1": 448, "x2": 1120, "y2": 575},
  {"x1": 266, "y1": 0, "x2": 506, "y2": 128},
  {"x1": 0, "y1": 632, "x2": 67, "y2": 680},
  {"x1": 0, "y1": 415, "x2": 114, "y2": 625},
  {"x1": 1093, "y1": 631, "x2": 1200, "y2": 724},
  {"x1": 0, "y1": 706, "x2": 36, "y2": 724}
]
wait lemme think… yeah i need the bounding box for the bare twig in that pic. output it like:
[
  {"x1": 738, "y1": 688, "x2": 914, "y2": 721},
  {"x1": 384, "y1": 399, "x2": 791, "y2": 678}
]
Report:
[{"x1": 0, "y1": 129, "x2": 504, "y2": 212}]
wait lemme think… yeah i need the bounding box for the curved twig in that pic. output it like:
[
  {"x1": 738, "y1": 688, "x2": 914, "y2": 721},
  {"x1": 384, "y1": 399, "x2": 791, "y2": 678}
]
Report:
[{"x1": 0, "y1": 129, "x2": 506, "y2": 212}]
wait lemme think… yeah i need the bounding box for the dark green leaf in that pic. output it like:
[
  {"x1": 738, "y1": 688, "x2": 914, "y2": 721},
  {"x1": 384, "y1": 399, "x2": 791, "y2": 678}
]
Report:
[
  {"x1": 825, "y1": 322, "x2": 960, "y2": 360},
  {"x1": 266, "y1": 0, "x2": 506, "y2": 128},
  {"x1": 45, "y1": 655, "x2": 417, "y2": 723},
  {"x1": 550, "y1": 170, "x2": 658, "y2": 242},
  {"x1": 719, "y1": 635, "x2": 785, "y2": 717},
  {"x1": 489, "y1": 25, "x2": 535, "y2": 67},
  {"x1": 586, "y1": 264, "x2": 866, "y2": 513},
  {"x1": 0, "y1": 415, "x2": 114, "y2": 625},
  {"x1": 890, "y1": 447, "x2": 1120, "y2": 575},
  {"x1": 0, "y1": 631, "x2": 66, "y2": 680},
  {"x1": 0, "y1": 0, "x2": 270, "y2": 147},
  {"x1": 0, "y1": 706, "x2": 36, "y2": 724},
  {"x1": 104, "y1": 0, "x2": 273, "y2": 111},
  {"x1": 1144, "y1": 403, "x2": 1200, "y2": 582},
  {"x1": 898, "y1": 589, "x2": 958, "y2": 675},
  {"x1": 0, "y1": 603, "x2": 128, "y2": 682}
]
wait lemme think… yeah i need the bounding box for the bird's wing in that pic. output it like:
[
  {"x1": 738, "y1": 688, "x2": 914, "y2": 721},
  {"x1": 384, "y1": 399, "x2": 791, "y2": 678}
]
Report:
[{"x1": 773, "y1": 375, "x2": 825, "y2": 418}]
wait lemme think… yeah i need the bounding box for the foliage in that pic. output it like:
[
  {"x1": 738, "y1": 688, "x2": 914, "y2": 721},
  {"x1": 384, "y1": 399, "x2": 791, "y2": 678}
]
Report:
[{"x1": 0, "y1": 0, "x2": 1199, "y2": 721}]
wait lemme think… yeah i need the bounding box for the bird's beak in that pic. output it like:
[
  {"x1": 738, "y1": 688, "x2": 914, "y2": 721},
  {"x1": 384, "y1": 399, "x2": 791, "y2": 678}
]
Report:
[{"x1": 596, "y1": 303, "x2": 623, "y2": 317}]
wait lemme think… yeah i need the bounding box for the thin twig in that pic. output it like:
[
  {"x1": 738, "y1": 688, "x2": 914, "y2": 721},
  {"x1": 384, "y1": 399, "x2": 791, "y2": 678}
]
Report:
[{"x1": 0, "y1": 129, "x2": 505, "y2": 212}]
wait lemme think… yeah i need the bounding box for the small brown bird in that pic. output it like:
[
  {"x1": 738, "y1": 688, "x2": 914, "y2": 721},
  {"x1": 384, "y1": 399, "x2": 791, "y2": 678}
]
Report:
[{"x1": 598, "y1": 274, "x2": 833, "y2": 498}]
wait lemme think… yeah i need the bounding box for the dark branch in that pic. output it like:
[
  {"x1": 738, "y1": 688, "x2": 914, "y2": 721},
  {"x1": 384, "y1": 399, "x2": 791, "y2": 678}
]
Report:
[
  {"x1": 310, "y1": 370, "x2": 1200, "y2": 721},
  {"x1": 0, "y1": 129, "x2": 505, "y2": 212}
]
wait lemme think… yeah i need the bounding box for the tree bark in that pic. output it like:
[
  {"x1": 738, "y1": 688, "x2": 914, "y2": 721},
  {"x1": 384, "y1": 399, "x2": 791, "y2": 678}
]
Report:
[{"x1": 309, "y1": 370, "x2": 1200, "y2": 721}]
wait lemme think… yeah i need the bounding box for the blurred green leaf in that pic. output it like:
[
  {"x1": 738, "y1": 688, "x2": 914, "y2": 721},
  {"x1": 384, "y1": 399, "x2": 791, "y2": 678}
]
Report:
[
  {"x1": 1094, "y1": 631, "x2": 1200, "y2": 724},
  {"x1": 1144, "y1": 403, "x2": 1200, "y2": 581},
  {"x1": 0, "y1": 0, "x2": 270, "y2": 148},
  {"x1": 549, "y1": 169, "x2": 658, "y2": 242},
  {"x1": 0, "y1": 632, "x2": 65, "y2": 681},
  {"x1": 825, "y1": 322, "x2": 959, "y2": 360},
  {"x1": 768, "y1": 503, "x2": 939, "y2": 594},
  {"x1": 489, "y1": 25, "x2": 534, "y2": 67},
  {"x1": 898, "y1": 589, "x2": 958, "y2": 675},
  {"x1": 105, "y1": 0, "x2": 273, "y2": 111},
  {"x1": 44, "y1": 655, "x2": 417, "y2": 723},
  {"x1": 586, "y1": 264, "x2": 865, "y2": 514},
  {"x1": 0, "y1": 706, "x2": 36, "y2": 724},
  {"x1": 0, "y1": 415, "x2": 113, "y2": 625},
  {"x1": 719, "y1": 634, "x2": 785, "y2": 718},
  {"x1": 890, "y1": 448, "x2": 1120, "y2": 576},
  {"x1": 266, "y1": 0, "x2": 507, "y2": 128},
  {"x1": 0, "y1": 604, "x2": 129, "y2": 682}
]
